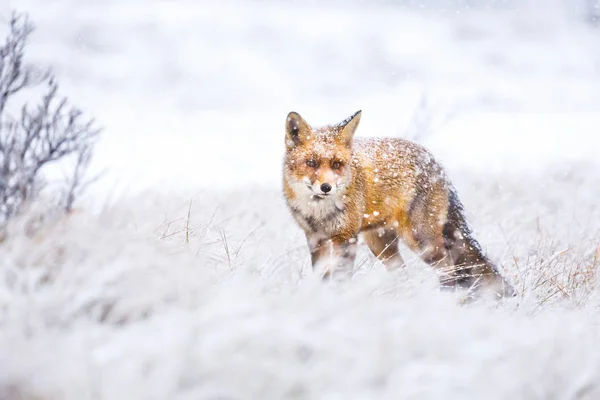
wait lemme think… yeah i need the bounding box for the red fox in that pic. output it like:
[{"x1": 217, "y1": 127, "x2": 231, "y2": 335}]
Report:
[{"x1": 282, "y1": 110, "x2": 515, "y2": 299}]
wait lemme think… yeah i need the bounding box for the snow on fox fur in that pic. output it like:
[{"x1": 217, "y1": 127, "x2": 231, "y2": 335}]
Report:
[{"x1": 282, "y1": 110, "x2": 514, "y2": 299}]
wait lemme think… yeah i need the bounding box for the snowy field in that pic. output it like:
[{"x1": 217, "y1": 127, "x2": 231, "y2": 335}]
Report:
[{"x1": 1, "y1": 0, "x2": 600, "y2": 398}]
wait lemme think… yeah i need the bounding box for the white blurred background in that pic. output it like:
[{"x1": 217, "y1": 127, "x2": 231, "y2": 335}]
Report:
[
  {"x1": 4, "y1": 0, "x2": 600, "y2": 198},
  {"x1": 2, "y1": 2, "x2": 600, "y2": 399}
]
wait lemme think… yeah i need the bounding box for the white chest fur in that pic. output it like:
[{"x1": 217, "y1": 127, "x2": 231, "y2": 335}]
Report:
[{"x1": 287, "y1": 181, "x2": 347, "y2": 236}]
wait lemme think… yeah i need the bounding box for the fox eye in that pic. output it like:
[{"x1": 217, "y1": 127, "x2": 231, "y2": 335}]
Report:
[
  {"x1": 306, "y1": 159, "x2": 318, "y2": 168},
  {"x1": 331, "y1": 161, "x2": 342, "y2": 169}
]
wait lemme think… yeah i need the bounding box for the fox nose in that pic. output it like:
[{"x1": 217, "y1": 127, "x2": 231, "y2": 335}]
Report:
[{"x1": 320, "y1": 183, "x2": 332, "y2": 193}]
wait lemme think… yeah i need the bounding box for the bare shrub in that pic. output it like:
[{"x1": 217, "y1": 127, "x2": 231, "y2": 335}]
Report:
[{"x1": 0, "y1": 11, "x2": 100, "y2": 229}]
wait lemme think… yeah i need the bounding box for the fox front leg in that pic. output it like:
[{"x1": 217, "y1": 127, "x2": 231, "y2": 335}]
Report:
[{"x1": 307, "y1": 235, "x2": 358, "y2": 280}]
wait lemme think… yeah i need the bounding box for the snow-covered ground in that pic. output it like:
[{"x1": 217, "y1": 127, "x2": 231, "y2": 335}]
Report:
[{"x1": 1, "y1": 1, "x2": 600, "y2": 398}]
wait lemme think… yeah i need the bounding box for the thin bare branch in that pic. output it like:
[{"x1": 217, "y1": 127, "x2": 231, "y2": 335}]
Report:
[{"x1": 0, "y1": 11, "x2": 101, "y2": 228}]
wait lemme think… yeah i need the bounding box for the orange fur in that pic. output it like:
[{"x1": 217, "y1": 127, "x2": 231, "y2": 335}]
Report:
[{"x1": 282, "y1": 110, "x2": 514, "y2": 299}]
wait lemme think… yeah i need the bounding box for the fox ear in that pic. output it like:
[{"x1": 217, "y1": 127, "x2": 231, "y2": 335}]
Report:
[
  {"x1": 285, "y1": 111, "x2": 311, "y2": 149},
  {"x1": 335, "y1": 110, "x2": 362, "y2": 146}
]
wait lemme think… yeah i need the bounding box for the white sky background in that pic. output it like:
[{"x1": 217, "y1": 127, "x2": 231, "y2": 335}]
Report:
[{"x1": 2, "y1": 0, "x2": 600, "y2": 200}]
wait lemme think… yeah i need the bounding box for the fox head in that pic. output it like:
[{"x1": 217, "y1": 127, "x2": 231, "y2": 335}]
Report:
[{"x1": 283, "y1": 110, "x2": 362, "y2": 202}]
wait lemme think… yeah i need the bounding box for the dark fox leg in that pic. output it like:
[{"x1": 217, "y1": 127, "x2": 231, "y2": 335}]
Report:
[
  {"x1": 403, "y1": 191, "x2": 458, "y2": 287},
  {"x1": 307, "y1": 235, "x2": 358, "y2": 280},
  {"x1": 363, "y1": 229, "x2": 405, "y2": 270}
]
